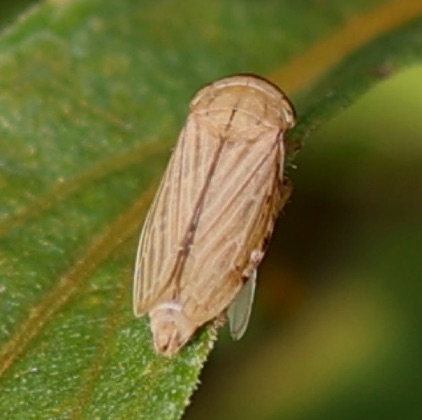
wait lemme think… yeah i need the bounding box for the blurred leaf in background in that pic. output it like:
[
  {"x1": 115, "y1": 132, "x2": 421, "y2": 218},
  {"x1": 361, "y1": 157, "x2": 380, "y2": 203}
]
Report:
[
  {"x1": 0, "y1": 0, "x2": 421, "y2": 419},
  {"x1": 0, "y1": 1, "x2": 38, "y2": 31}
]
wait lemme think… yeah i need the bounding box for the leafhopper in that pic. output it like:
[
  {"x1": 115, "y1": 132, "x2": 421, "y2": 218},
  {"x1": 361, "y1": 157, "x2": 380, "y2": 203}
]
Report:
[{"x1": 133, "y1": 74, "x2": 296, "y2": 356}]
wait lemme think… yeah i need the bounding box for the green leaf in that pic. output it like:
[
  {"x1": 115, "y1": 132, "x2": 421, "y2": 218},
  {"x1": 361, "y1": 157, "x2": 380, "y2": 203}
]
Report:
[{"x1": 0, "y1": 0, "x2": 421, "y2": 418}]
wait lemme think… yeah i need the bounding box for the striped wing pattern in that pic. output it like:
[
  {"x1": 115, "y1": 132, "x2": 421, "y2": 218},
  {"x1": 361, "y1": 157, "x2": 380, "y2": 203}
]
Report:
[
  {"x1": 180, "y1": 119, "x2": 283, "y2": 323},
  {"x1": 134, "y1": 111, "x2": 283, "y2": 324},
  {"x1": 133, "y1": 115, "x2": 222, "y2": 315}
]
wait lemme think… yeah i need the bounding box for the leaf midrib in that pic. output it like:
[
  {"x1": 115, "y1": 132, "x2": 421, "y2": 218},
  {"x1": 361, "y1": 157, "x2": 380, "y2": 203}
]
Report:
[{"x1": 270, "y1": 0, "x2": 422, "y2": 93}]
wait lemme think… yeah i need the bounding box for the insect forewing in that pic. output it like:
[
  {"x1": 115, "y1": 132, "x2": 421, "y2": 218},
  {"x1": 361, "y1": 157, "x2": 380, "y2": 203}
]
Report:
[{"x1": 133, "y1": 117, "x2": 222, "y2": 316}]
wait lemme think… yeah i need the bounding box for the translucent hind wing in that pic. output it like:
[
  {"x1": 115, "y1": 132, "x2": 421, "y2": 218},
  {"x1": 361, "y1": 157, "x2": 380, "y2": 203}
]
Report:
[{"x1": 227, "y1": 270, "x2": 257, "y2": 340}]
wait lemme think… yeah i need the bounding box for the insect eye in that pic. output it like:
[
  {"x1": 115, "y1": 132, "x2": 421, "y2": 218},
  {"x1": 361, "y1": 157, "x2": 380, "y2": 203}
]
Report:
[{"x1": 281, "y1": 102, "x2": 296, "y2": 128}]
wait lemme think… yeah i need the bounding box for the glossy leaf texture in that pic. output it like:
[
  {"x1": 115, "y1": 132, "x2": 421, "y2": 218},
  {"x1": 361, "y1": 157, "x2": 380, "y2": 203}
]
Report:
[{"x1": 0, "y1": 0, "x2": 421, "y2": 418}]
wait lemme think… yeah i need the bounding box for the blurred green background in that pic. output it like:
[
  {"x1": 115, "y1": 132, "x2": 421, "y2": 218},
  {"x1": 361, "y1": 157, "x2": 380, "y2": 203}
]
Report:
[
  {"x1": 186, "y1": 67, "x2": 422, "y2": 420},
  {"x1": 0, "y1": 0, "x2": 37, "y2": 31}
]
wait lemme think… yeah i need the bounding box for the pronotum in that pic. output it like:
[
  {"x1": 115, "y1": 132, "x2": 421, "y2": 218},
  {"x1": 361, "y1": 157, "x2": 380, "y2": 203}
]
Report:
[{"x1": 133, "y1": 74, "x2": 296, "y2": 356}]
